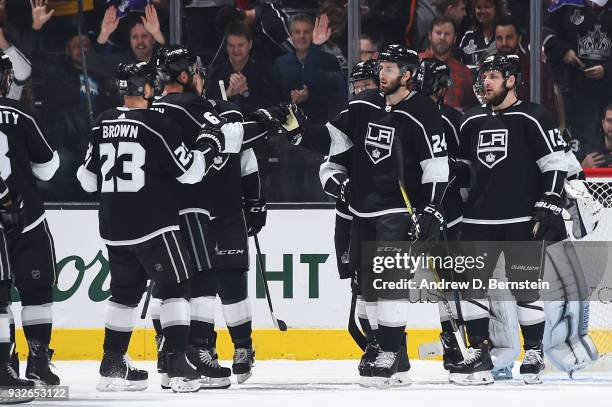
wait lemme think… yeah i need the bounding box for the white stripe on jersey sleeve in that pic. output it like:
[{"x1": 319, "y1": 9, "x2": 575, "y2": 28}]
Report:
[
  {"x1": 31, "y1": 150, "x2": 59, "y2": 181},
  {"x1": 393, "y1": 110, "x2": 435, "y2": 157},
  {"x1": 536, "y1": 150, "x2": 568, "y2": 173},
  {"x1": 505, "y1": 112, "x2": 556, "y2": 152},
  {"x1": 76, "y1": 164, "x2": 98, "y2": 193},
  {"x1": 319, "y1": 160, "x2": 347, "y2": 191},
  {"x1": 219, "y1": 110, "x2": 244, "y2": 121},
  {"x1": 442, "y1": 114, "x2": 460, "y2": 147},
  {"x1": 240, "y1": 148, "x2": 258, "y2": 176},
  {"x1": 420, "y1": 156, "x2": 449, "y2": 184},
  {"x1": 326, "y1": 122, "x2": 353, "y2": 156},
  {"x1": 177, "y1": 151, "x2": 206, "y2": 184},
  {"x1": 0, "y1": 184, "x2": 8, "y2": 200}
]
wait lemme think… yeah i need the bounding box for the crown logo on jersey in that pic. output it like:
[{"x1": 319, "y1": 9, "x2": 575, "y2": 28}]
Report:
[
  {"x1": 372, "y1": 149, "x2": 381, "y2": 159},
  {"x1": 578, "y1": 25, "x2": 611, "y2": 60},
  {"x1": 485, "y1": 152, "x2": 496, "y2": 163},
  {"x1": 211, "y1": 153, "x2": 230, "y2": 171}
]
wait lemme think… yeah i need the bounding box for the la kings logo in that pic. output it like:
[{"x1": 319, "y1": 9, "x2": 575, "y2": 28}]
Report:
[
  {"x1": 365, "y1": 123, "x2": 395, "y2": 164},
  {"x1": 477, "y1": 129, "x2": 508, "y2": 169}
]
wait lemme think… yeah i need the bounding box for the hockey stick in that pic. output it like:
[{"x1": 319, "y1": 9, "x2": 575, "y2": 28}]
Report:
[
  {"x1": 347, "y1": 293, "x2": 367, "y2": 351},
  {"x1": 140, "y1": 280, "x2": 154, "y2": 319},
  {"x1": 253, "y1": 234, "x2": 288, "y2": 331},
  {"x1": 392, "y1": 135, "x2": 469, "y2": 360}
]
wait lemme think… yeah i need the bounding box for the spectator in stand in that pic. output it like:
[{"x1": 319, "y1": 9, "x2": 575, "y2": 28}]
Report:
[
  {"x1": 88, "y1": 3, "x2": 165, "y2": 77},
  {"x1": 272, "y1": 13, "x2": 345, "y2": 124},
  {"x1": 494, "y1": 16, "x2": 558, "y2": 121},
  {"x1": 419, "y1": 16, "x2": 478, "y2": 111},
  {"x1": 458, "y1": 0, "x2": 506, "y2": 69},
  {"x1": 412, "y1": 0, "x2": 469, "y2": 54},
  {"x1": 206, "y1": 21, "x2": 278, "y2": 115},
  {"x1": 40, "y1": 31, "x2": 118, "y2": 201},
  {"x1": 273, "y1": 13, "x2": 343, "y2": 202},
  {"x1": 544, "y1": 0, "x2": 612, "y2": 146},
  {"x1": 360, "y1": 33, "x2": 380, "y2": 61},
  {"x1": 319, "y1": 0, "x2": 349, "y2": 74},
  {"x1": 576, "y1": 102, "x2": 612, "y2": 168}
]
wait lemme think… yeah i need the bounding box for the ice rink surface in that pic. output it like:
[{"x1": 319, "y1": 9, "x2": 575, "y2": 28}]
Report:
[{"x1": 28, "y1": 360, "x2": 612, "y2": 407}]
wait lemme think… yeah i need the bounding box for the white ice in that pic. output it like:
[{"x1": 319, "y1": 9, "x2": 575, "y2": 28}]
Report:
[{"x1": 29, "y1": 360, "x2": 612, "y2": 407}]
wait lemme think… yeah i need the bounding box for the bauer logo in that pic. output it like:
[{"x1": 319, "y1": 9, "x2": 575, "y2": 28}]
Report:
[
  {"x1": 365, "y1": 122, "x2": 395, "y2": 164},
  {"x1": 477, "y1": 129, "x2": 508, "y2": 169}
]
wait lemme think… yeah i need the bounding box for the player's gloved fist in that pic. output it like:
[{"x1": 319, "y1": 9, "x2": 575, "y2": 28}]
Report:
[
  {"x1": 196, "y1": 122, "x2": 225, "y2": 156},
  {"x1": 249, "y1": 105, "x2": 289, "y2": 135},
  {"x1": 282, "y1": 103, "x2": 308, "y2": 146},
  {"x1": 244, "y1": 198, "x2": 267, "y2": 237},
  {"x1": 414, "y1": 203, "x2": 444, "y2": 242},
  {"x1": 532, "y1": 194, "x2": 566, "y2": 240},
  {"x1": 0, "y1": 193, "x2": 25, "y2": 236}
]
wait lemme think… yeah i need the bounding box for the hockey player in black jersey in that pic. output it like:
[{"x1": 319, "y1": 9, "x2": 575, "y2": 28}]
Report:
[
  {"x1": 0, "y1": 177, "x2": 35, "y2": 402},
  {"x1": 77, "y1": 61, "x2": 225, "y2": 393},
  {"x1": 148, "y1": 45, "x2": 265, "y2": 387},
  {"x1": 413, "y1": 57, "x2": 468, "y2": 372},
  {"x1": 455, "y1": 54, "x2": 569, "y2": 385},
  {"x1": 337, "y1": 60, "x2": 379, "y2": 348},
  {"x1": 313, "y1": 45, "x2": 449, "y2": 388},
  {"x1": 0, "y1": 51, "x2": 61, "y2": 386}
]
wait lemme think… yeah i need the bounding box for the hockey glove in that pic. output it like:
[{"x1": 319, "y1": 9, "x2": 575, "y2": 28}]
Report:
[
  {"x1": 244, "y1": 198, "x2": 267, "y2": 237},
  {"x1": 196, "y1": 123, "x2": 225, "y2": 156},
  {"x1": 531, "y1": 194, "x2": 566, "y2": 241},
  {"x1": 413, "y1": 203, "x2": 444, "y2": 243},
  {"x1": 249, "y1": 105, "x2": 289, "y2": 135},
  {"x1": 283, "y1": 103, "x2": 308, "y2": 146},
  {"x1": 0, "y1": 193, "x2": 24, "y2": 237}
]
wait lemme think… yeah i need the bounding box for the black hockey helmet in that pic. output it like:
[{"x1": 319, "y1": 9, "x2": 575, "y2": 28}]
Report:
[
  {"x1": 0, "y1": 51, "x2": 13, "y2": 97},
  {"x1": 414, "y1": 58, "x2": 452, "y2": 96},
  {"x1": 116, "y1": 62, "x2": 158, "y2": 97},
  {"x1": 154, "y1": 44, "x2": 205, "y2": 85},
  {"x1": 478, "y1": 54, "x2": 522, "y2": 86},
  {"x1": 377, "y1": 44, "x2": 419, "y2": 74},
  {"x1": 351, "y1": 59, "x2": 378, "y2": 82}
]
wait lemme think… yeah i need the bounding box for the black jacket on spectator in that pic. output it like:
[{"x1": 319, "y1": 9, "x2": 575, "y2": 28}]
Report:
[
  {"x1": 272, "y1": 43, "x2": 346, "y2": 125},
  {"x1": 206, "y1": 56, "x2": 279, "y2": 115}
]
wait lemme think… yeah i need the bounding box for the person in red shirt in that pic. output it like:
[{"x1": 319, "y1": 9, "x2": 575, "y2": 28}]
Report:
[{"x1": 419, "y1": 16, "x2": 478, "y2": 111}]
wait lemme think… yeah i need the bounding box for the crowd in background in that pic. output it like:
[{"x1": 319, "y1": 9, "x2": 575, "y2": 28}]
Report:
[{"x1": 0, "y1": 0, "x2": 611, "y2": 202}]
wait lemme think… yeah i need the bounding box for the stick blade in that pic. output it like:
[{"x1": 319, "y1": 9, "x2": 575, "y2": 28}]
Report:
[{"x1": 277, "y1": 319, "x2": 288, "y2": 331}]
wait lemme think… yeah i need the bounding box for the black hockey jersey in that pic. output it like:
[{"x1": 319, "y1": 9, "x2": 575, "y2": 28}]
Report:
[
  {"x1": 544, "y1": 2, "x2": 612, "y2": 85},
  {"x1": 151, "y1": 93, "x2": 244, "y2": 218},
  {"x1": 327, "y1": 89, "x2": 448, "y2": 216},
  {"x1": 459, "y1": 101, "x2": 568, "y2": 224},
  {"x1": 458, "y1": 29, "x2": 496, "y2": 69},
  {"x1": 0, "y1": 97, "x2": 58, "y2": 232},
  {"x1": 441, "y1": 104, "x2": 464, "y2": 227},
  {"x1": 77, "y1": 107, "x2": 204, "y2": 244}
]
